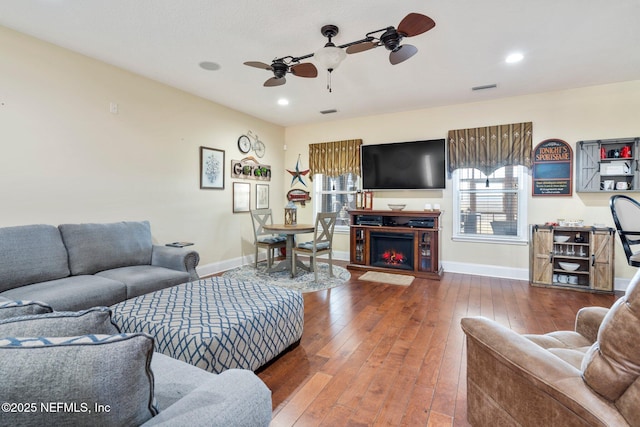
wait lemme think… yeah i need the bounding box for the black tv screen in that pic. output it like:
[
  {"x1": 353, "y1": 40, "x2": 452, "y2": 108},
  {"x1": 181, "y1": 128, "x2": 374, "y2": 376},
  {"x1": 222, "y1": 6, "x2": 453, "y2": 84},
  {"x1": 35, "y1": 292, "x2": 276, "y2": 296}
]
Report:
[{"x1": 361, "y1": 139, "x2": 447, "y2": 190}]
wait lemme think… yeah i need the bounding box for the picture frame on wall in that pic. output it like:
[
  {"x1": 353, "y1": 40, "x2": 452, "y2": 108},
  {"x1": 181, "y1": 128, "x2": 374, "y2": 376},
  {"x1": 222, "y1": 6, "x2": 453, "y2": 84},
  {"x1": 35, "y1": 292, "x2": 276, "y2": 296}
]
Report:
[
  {"x1": 256, "y1": 184, "x2": 269, "y2": 209},
  {"x1": 233, "y1": 182, "x2": 251, "y2": 213},
  {"x1": 200, "y1": 146, "x2": 225, "y2": 189}
]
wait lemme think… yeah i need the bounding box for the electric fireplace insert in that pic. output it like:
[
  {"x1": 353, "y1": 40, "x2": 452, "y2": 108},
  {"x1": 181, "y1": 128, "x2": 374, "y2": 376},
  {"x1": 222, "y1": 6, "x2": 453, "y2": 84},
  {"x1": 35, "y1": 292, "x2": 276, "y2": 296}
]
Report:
[{"x1": 370, "y1": 232, "x2": 414, "y2": 271}]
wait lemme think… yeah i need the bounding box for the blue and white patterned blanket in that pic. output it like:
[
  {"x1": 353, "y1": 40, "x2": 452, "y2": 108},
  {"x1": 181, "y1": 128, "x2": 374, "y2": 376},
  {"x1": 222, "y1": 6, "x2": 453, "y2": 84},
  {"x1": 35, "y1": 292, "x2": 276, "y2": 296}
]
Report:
[{"x1": 111, "y1": 277, "x2": 304, "y2": 373}]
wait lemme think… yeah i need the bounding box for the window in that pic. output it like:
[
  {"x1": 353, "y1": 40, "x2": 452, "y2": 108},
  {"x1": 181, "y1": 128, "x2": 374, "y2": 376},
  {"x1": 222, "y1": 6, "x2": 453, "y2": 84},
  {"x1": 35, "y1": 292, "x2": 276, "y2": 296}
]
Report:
[
  {"x1": 313, "y1": 173, "x2": 359, "y2": 232},
  {"x1": 452, "y1": 165, "x2": 528, "y2": 243}
]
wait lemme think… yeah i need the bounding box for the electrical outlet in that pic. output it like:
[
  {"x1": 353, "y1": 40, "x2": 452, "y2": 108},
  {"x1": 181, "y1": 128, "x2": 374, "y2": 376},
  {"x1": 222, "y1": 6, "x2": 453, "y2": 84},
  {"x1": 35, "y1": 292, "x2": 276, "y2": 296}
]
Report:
[{"x1": 109, "y1": 102, "x2": 118, "y2": 114}]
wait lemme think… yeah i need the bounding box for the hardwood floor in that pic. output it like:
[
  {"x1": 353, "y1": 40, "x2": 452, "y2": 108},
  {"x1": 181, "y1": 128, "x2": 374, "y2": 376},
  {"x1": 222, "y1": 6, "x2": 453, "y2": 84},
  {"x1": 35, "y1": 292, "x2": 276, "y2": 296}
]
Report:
[{"x1": 257, "y1": 263, "x2": 617, "y2": 426}]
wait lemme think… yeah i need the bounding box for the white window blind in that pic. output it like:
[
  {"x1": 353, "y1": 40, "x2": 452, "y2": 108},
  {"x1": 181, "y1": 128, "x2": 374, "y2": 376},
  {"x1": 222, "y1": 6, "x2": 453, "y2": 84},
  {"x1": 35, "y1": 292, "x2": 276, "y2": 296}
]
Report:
[
  {"x1": 313, "y1": 173, "x2": 359, "y2": 231},
  {"x1": 453, "y1": 165, "x2": 528, "y2": 243}
]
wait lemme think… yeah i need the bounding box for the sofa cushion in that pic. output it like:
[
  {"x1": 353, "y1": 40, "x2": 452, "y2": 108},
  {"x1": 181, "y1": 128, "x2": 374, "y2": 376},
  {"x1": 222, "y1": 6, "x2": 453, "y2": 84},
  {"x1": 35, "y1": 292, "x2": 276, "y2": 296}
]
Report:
[
  {"x1": 582, "y1": 277, "x2": 640, "y2": 404},
  {"x1": 0, "y1": 224, "x2": 70, "y2": 292},
  {"x1": 0, "y1": 275, "x2": 127, "y2": 311},
  {"x1": 150, "y1": 351, "x2": 214, "y2": 410},
  {"x1": 0, "y1": 299, "x2": 53, "y2": 319},
  {"x1": 524, "y1": 330, "x2": 592, "y2": 349},
  {"x1": 96, "y1": 265, "x2": 189, "y2": 299},
  {"x1": 145, "y1": 368, "x2": 272, "y2": 427},
  {"x1": 0, "y1": 333, "x2": 157, "y2": 426},
  {"x1": 59, "y1": 221, "x2": 153, "y2": 275},
  {"x1": 0, "y1": 306, "x2": 120, "y2": 337}
]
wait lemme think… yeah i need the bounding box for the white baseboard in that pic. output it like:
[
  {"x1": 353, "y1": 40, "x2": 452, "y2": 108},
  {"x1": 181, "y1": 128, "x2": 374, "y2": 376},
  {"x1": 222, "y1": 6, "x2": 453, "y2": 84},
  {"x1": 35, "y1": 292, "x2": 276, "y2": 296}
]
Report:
[
  {"x1": 441, "y1": 260, "x2": 629, "y2": 292},
  {"x1": 441, "y1": 261, "x2": 529, "y2": 281},
  {"x1": 199, "y1": 254, "x2": 629, "y2": 292},
  {"x1": 196, "y1": 255, "x2": 251, "y2": 278}
]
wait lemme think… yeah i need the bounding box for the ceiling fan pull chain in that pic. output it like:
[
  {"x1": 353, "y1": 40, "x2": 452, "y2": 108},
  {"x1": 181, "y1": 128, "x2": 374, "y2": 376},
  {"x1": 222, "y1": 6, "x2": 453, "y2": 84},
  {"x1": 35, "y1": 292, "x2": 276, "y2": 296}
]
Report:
[{"x1": 327, "y1": 69, "x2": 332, "y2": 92}]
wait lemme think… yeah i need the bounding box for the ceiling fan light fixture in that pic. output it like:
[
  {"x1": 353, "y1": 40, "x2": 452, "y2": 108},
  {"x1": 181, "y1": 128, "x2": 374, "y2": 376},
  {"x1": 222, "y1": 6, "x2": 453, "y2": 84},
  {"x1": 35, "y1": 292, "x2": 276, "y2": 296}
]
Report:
[
  {"x1": 314, "y1": 24, "x2": 347, "y2": 72},
  {"x1": 313, "y1": 45, "x2": 346, "y2": 71}
]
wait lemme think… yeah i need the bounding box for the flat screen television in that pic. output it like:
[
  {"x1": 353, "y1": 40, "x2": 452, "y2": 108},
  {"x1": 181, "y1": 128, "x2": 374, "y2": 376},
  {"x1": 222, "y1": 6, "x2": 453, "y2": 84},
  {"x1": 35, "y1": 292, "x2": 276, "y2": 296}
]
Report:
[{"x1": 361, "y1": 139, "x2": 447, "y2": 190}]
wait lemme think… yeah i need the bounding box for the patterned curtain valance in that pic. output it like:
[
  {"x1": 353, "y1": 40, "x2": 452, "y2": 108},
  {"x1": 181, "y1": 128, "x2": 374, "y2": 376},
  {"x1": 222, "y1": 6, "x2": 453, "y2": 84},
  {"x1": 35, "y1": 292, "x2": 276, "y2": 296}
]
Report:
[
  {"x1": 447, "y1": 122, "x2": 533, "y2": 176},
  {"x1": 309, "y1": 139, "x2": 362, "y2": 180}
]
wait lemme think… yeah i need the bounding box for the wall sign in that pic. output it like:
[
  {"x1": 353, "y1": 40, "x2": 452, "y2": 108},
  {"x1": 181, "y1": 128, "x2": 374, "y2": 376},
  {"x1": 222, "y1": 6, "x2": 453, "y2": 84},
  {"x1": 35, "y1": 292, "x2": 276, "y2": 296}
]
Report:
[
  {"x1": 286, "y1": 189, "x2": 311, "y2": 206},
  {"x1": 532, "y1": 138, "x2": 573, "y2": 196},
  {"x1": 230, "y1": 158, "x2": 271, "y2": 181}
]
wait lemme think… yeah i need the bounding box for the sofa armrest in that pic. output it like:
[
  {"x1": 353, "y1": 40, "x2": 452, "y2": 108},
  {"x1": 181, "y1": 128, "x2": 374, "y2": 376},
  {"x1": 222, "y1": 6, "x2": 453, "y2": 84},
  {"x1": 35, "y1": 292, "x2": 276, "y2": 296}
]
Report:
[
  {"x1": 575, "y1": 306, "x2": 610, "y2": 343},
  {"x1": 142, "y1": 369, "x2": 271, "y2": 427},
  {"x1": 461, "y1": 317, "x2": 626, "y2": 426},
  {"x1": 151, "y1": 245, "x2": 200, "y2": 281}
]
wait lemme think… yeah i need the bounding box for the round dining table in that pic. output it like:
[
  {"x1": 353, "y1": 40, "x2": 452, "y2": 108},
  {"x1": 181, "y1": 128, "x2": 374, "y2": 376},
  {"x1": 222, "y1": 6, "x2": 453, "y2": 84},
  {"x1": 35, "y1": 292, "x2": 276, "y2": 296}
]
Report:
[{"x1": 262, "y1": 223, "x2": 314, "y2": 277}]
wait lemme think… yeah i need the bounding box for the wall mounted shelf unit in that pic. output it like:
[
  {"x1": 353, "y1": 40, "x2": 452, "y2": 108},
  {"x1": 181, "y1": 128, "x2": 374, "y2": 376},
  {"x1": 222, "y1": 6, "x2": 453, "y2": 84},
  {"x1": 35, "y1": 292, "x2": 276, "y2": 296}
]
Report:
[{"x1": 576, "y1": 137, "x2": 640, "y2": 193}]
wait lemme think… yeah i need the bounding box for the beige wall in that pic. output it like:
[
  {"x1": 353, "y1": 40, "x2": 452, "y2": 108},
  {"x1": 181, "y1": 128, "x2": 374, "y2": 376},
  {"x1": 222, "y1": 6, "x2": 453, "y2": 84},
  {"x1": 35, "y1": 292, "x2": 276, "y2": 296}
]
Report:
[
  {"x1": 285, "y1": 80, "x2": 640, "y2": 285},
  {"x1": 0, "y1": 26, "x2": 285, "y2": 274}
]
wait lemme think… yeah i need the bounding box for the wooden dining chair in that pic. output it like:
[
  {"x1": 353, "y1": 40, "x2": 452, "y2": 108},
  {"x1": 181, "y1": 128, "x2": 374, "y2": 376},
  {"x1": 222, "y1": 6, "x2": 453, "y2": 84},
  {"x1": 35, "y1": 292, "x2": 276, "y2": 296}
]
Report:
[
  {"x1": 292, "y1": 212, "x2": 337, "y2": 281},
  {"x1": 250, "y1": 209, "x2": 286, "y2": 268},
  {"x1": 610, "y1": 195, "x2": 640, "y2": 267}
]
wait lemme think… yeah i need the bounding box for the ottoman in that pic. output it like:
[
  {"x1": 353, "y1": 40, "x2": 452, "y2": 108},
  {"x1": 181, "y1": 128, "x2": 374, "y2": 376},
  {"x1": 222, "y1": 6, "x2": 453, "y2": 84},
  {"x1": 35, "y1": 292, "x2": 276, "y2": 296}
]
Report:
[{"x1": 111, "y1": 277, "x2": 304, "y2": 374}]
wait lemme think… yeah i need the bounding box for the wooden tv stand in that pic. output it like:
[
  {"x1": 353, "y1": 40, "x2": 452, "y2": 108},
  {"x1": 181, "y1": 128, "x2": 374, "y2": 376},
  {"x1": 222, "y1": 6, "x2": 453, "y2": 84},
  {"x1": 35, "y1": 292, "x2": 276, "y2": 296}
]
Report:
[{"x1": 348, "y1": 209, "x2": 442, "y2": 279}]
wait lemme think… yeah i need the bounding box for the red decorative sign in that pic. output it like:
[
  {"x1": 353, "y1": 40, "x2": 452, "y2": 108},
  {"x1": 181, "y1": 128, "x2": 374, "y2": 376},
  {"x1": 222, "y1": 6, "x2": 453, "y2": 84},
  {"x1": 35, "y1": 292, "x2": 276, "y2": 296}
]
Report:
[{"x1": 286, "y1": 189, "x2": 311, "y2": 206}]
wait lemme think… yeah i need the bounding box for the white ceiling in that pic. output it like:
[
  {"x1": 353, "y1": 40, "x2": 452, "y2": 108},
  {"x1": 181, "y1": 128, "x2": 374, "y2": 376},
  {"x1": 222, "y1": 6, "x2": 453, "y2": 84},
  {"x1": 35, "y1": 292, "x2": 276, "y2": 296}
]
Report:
[{"x1": 1, "y1": 0, "x2": 639, "y2": 127}]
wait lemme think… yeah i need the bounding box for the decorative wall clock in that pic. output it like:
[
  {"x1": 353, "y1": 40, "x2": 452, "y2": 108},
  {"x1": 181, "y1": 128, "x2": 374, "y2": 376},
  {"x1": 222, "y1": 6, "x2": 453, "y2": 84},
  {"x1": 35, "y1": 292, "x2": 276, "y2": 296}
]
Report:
[{"x1": 237, "y1": 135, "x2": 251, "y2": 153}]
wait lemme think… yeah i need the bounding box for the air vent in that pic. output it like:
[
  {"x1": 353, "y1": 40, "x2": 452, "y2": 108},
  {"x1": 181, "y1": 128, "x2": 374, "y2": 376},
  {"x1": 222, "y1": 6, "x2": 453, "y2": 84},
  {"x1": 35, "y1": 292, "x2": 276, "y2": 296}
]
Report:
[
  {"x1": 320, "y1": 109, "x2": 338, "y2": 115},
  {"x1": 472, "y1": 84, "x2": 497, "y2": 91}
]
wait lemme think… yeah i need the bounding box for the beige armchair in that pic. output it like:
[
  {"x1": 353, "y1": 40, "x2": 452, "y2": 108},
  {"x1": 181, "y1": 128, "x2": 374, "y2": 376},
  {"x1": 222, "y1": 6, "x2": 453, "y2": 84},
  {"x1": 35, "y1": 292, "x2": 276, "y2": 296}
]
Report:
[{"x1": 461, "y1": 270, "x2": 640, "y2": 426}]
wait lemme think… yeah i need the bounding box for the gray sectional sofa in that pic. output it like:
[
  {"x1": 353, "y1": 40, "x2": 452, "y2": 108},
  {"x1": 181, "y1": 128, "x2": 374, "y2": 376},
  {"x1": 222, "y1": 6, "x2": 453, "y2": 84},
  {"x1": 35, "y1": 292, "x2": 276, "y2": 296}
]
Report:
[
  {"x1": 0, "y1": 221, "x2": 199, "y2": 310},
  {"x1": 0, "y1": 220, "x2": 292, "y2": 425},
  {"x1": 0, "y1": 300, "x2": 272, "y2": 426}
]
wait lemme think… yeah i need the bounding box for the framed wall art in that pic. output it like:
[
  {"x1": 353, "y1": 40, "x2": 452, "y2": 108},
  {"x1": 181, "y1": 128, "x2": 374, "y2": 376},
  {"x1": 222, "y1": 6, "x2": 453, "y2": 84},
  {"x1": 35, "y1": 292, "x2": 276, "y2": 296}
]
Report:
[
  {"x1": 200, "y1": 146, "x2": 225, "y2": 189},
  {"x1": 233, "y1": 182, "x2": 250, "y2": 213},
  {"x1": 256, "y1": 184, "x2": 269, "y2": 209}
]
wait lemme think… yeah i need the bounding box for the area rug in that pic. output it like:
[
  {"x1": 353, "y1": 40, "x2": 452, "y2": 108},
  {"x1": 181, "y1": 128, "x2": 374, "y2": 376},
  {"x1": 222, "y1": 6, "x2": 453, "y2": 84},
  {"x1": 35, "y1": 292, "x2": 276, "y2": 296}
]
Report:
[
  {"x1": 221, "y1": 263, "x2": 350, "y2": 293},
  {"x1": 359, "y1": 271, "x2": 415, "y2": 286}
]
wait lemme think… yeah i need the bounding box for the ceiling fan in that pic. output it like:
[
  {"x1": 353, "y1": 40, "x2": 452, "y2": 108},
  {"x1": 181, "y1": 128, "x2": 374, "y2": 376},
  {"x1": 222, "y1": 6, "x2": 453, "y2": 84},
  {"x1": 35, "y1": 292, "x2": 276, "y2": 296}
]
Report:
[
  {"x1": 243, "y1": 59, "x2": 318, "y2": 87},
  {"x1": 244, "y1": 12, "x2": 436, "y2": 88}
]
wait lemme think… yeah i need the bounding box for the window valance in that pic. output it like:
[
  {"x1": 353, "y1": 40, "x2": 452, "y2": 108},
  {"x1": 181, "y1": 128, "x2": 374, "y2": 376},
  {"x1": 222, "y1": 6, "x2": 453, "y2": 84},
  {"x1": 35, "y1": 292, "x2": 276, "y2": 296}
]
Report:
[
  {"x1": 447, "y1": 122, "x2": 533, "y2": 176},
  {"x1": 309, "y1": 139, "x2": 362, "y2": 180}
]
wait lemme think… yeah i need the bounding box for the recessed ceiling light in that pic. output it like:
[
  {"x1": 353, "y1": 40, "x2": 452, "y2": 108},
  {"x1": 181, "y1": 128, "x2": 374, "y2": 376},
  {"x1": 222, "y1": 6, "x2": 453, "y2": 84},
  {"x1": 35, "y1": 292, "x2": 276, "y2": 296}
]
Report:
[
  {"x1": 199, "y1": 61, "x2": 220, "y2": 71},
  {"x1": 505, "y1": 53, "x2": 524, "y2": 64},
  {"x1": 277, "y1": 98, "x2": 289, "y2": 106}
]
